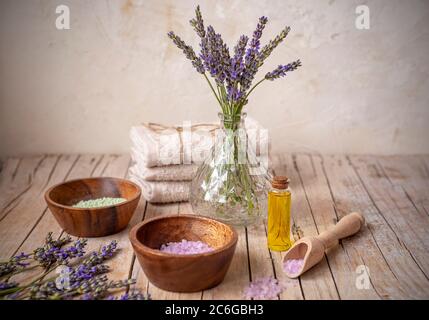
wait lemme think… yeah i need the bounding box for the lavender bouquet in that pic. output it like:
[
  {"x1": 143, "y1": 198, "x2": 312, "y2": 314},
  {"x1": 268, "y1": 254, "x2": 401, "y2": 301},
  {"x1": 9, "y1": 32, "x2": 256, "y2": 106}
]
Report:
[{"x1": 168, "y1": 6, "x2": 301, "y2": 225}]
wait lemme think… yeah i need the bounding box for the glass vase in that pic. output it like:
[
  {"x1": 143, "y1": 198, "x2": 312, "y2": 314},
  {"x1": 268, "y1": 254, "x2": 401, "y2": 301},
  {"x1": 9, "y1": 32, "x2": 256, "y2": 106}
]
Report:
[{"x1": 190, "y1": 112, "x2": 270, "y2": 226}]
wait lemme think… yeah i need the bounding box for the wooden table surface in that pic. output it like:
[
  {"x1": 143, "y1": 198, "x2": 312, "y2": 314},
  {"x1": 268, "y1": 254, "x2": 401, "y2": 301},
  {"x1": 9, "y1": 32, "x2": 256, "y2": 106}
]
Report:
[{"x1": 1, "y1": 154, "x2": 428, "y2": 299}]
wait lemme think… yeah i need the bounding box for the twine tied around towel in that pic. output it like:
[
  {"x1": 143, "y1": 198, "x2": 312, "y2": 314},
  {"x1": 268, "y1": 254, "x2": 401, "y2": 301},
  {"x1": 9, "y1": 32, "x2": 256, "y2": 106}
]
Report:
[
  {"x1": 143, "y1": 122, "x2": 219, "y2": 133},
  {"x1": 142, "y1": 122, "x2": 219, "y2": 164}
]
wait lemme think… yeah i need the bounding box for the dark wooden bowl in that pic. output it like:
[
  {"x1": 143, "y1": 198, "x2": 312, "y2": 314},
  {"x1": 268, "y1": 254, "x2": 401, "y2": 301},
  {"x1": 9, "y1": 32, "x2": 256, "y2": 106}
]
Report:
[
  {"x1": 45, "y1": 177, "x2": 141, "y2": 237},
  {"x1": 129, "y1": 214, "x2": 238, "y2": 292}
]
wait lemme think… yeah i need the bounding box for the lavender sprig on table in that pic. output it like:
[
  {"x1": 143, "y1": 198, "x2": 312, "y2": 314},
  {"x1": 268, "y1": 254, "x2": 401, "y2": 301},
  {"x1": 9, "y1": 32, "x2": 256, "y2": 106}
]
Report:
[
  {"x1": 81, "y1": 240, "x2": 118, "y2": 267},
  {"x1": 30, "y1": 275, "x2": 136, "y2": 300},
  {"x1": 0, "y1": 234, "x2": 147, "y2": 300},
  {"x1": 167, "y1": 6, "x2": 301, "y2": 116},
  {"x1": 34, "y1": 238, "x2": 87, "y2": 269},
  {"x1": 0, "y1": 281, "x2": 17, "y2": 290},
  {"x1": 0, "y1": 252, "x2": 31, "y2": 277},
  {"x1": 0, "y1": 233, "x2": 72, "y2": 278}
]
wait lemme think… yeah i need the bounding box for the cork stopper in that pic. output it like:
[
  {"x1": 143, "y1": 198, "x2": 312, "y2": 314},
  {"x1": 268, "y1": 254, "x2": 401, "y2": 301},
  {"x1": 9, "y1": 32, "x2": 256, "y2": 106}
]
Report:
[{"x1": 271, "y1": 176, "x2": 289, "y2": 189}]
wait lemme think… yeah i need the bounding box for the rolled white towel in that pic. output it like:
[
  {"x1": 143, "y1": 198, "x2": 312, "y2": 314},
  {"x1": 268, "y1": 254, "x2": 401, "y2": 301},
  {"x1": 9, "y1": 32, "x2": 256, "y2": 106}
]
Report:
[
  {"x1": 129, "y1": 173, "x2": 190, "y2": 203},
  {"x1": 129, "y1": 163, "x2": 197, "y2": 182}
]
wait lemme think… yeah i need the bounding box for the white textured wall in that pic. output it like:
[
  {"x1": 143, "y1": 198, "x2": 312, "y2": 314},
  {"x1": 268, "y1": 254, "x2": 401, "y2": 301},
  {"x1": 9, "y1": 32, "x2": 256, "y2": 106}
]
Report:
[{"x1": 1, "y1": 0, "x2": 428, "y2": 156}]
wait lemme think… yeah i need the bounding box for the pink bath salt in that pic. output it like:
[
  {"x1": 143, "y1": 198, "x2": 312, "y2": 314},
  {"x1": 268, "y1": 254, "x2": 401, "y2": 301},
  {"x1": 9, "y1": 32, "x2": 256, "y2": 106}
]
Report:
[
  {"x1": 283, "y1": 258, "x2": 304, "y2": 275},
  {"x1": 159, "y1": 239, "x2": 214, "y2": 255},
  {"x1": 243, "y1": 277, "x2": 283, "y2": 300}
]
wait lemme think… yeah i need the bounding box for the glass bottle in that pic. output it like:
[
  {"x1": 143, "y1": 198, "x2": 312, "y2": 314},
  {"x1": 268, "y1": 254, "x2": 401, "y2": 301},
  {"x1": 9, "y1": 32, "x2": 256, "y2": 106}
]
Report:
[
  {"x1": 190, "y1": 112, "x2": 270, "y2": 226},
  {"x1": 267, "y1": 176, "x2": 293, "y2": 251}
]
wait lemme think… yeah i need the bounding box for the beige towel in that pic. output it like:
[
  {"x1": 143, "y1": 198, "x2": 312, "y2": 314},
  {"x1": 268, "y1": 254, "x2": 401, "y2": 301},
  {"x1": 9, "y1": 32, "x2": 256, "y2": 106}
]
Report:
[
  {"x1": 129, "y1": 172, "x2": 190, "y2": 203},
  {"x1": 129, "y1": 117, "x2": 268, "y2": 168}
]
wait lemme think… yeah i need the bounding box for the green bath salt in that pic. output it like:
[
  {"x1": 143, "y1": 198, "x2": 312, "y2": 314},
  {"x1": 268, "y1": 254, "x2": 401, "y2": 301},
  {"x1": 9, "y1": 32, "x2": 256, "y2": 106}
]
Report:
[{"x1": 73, "y1": 197, "x2": 127, "y2": 208}]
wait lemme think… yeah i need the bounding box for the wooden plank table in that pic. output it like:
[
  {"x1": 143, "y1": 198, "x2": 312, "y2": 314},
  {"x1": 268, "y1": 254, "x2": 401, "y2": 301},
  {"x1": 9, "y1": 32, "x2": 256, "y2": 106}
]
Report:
[{"x1": 1, "y1": 154, "x2": 428, "y2": 299}]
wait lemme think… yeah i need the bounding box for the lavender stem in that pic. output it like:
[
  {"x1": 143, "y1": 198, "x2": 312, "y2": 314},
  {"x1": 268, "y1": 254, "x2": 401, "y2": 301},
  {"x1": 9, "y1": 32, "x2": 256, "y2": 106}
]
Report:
[
  {"x1": 204, "y1": 73, "x2": 222, "y2": 106},
  {"x1": 244, "y1": 78, "x2": 266, "y2": 100}
]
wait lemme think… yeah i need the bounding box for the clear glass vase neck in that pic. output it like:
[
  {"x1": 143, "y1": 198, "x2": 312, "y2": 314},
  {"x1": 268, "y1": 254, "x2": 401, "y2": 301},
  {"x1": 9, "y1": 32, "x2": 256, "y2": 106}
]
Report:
[{"x1": 218, "y1": 112, "x2": 246, "y2": 131}]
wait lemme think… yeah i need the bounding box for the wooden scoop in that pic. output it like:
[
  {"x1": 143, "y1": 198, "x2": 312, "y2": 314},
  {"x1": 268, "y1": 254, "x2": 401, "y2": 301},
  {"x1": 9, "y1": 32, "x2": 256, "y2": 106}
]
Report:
[{"x1": 283, "y1": 212, "x2": 365, "y2": 278}]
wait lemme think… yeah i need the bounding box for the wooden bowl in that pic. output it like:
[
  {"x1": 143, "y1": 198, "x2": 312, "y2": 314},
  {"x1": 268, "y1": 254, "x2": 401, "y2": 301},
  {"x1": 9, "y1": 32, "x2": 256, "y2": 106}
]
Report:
[
  {"x1": 129, "y1": 214, "x2": 238, "y2": 292},
  {"x1": 45, "y1": 177, "x2": 141, "y2": 237}
]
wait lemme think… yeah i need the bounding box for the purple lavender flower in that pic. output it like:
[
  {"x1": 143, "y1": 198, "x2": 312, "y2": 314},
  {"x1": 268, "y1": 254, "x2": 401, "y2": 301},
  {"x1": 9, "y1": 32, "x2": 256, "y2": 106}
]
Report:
[
  {"x1": 101, "y1": 240, "x2": 117, "y2": 258},
  {"x1": 31, "y1": 274, "x2": 113, "y2": 300},
  {"x1": 167, "y1": 31, "x2": 205, "y2": 74},
  {"x1": 226, "y1": 35, "x2": 248, "y2": 102},
  {"x1": 189, "y1": 5, "x2": 205, "y2": 39},
  {"x1": 34, "y1": 238, "x2": 87, "y2": 269},
  {"x1": 200, "y1": 28, "x2": 217, "y2": 78},
  {"x1": 241, "y1": 17, "x2": 268, "y2": 92},
  {"x1": 11, "y1": 252, "x2": 31, "y2": 268},
  {"x1": 231, "y1": 35, "x2": 248, "y2": 76},
  {"x1": 0, "y1": 252, "x2": 32, "y2": 277},
  {"x1": 31, "y1": 232, "x2": 74, "y2": 269},
  {"x1": 201, "y1": 25, "x2": 230, "y2": 85},
  {"x1": 68, "y1": 277, "x2": 135, "y2": 300},
  {"x1": 258, "y1": 26, "x2": 291, "y2": 68},
  {"x1": 60, "y1": 239, "x2": 87, "y2": 261},
  {"x1": 13, "y1": 252, "x2": 31, "y2": 261},
  {"x1": 45, "y1": 232, "x2": 71, "y2": 248},
  {"x1": 248, "y1": 16, "x2": 267, "y2": 53},
  {"x1": 0, "y1": 265, "x2": 14, "y2": 277},
  {"x1": 81, "y1": 240, "x2": 118, "y2": 267},
  {"x1": 3, "y1": 292, "x2": 20, "y2": 300},
  {"x1": 82, "y1": 293, "x2": 95, "y2": 300},
  {"x1": 102, "y1": 290, "x2": 149, "y2": 300},
  {"x1": 119, "y1": 293, "x2": 129, "y2": 300},
  {"x1": 0, "y1": 281, "x2": 17, "y2": 290},
  {"x1": 120, "y1": 291, "x2": 148, "y2": 300},
  {"x1": 265, "y1": 60, "x2": 302, "y2": 80},
  {"x1": 30, "y1": 281, "x2": 61, "y2": 300},
  {"x1": 72, "y1": 264, "x2": 109, "y2": 282}
]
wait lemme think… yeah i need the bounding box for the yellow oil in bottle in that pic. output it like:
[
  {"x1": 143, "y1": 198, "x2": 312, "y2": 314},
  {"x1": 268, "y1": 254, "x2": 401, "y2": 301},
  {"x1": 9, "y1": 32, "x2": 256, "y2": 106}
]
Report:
[{"x1": 267, "y1": 176, "x2": 293, "y2": 251}]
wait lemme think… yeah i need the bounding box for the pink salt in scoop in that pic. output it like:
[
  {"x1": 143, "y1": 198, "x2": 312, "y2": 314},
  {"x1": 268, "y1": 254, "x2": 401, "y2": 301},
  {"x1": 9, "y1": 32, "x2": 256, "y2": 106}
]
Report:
[
  {"x1": 160, "y1": 239, "x2": 214, "y2": 255},
  {"x1": 283, "y1": 212, "x2": 365, "y2": 278},
  {"x1": 283, "y1": 258, "x2": 304, "y2": 275}
]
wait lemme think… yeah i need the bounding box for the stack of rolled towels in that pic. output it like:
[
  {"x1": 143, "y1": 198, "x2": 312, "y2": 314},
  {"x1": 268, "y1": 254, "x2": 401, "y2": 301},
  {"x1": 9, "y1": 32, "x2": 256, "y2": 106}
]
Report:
[{"x1": 129, "y1": 118, "x2": 268, "y2": 203}]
